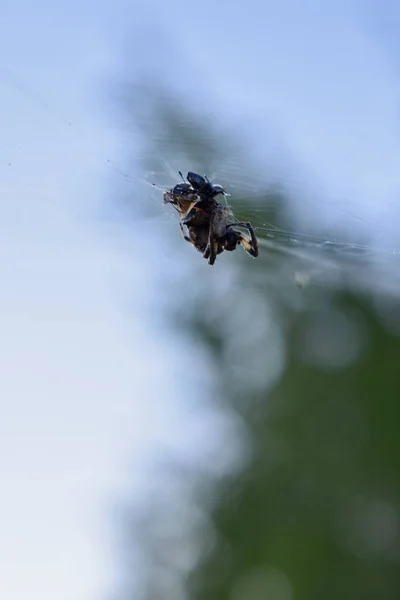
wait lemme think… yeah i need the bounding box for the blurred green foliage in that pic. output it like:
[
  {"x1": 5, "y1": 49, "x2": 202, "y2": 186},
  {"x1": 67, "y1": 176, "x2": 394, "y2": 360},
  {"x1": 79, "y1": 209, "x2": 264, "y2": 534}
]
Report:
[
  {"x1": 188, "y1": 293, "x2": 400, "y2": 600},
  {"x1": 122, "y1": 84, "x2": 400, "y2": 600}
]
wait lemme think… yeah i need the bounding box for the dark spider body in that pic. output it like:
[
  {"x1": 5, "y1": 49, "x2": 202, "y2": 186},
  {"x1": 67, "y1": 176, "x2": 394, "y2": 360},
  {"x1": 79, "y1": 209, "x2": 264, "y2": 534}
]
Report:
[{"x1": 163, "y1": 172, "x2": 258, "y2": 265}]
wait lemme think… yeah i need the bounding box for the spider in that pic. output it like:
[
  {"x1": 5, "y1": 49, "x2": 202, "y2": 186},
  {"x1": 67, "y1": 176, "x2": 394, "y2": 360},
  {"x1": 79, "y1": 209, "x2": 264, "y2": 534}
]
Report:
[{"x1": 163, "y1": 172, "x2": 259, "y2": 265}]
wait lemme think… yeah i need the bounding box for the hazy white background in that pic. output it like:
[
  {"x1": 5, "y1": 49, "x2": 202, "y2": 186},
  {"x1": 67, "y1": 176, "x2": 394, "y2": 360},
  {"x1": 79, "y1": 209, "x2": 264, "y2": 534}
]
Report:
[{"x1": 1, "y1": 1, "x2": 399, "y2": 598}]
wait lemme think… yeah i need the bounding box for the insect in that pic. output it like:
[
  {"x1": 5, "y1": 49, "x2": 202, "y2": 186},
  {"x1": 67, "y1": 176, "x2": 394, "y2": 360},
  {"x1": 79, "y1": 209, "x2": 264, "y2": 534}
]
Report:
[
  {"x1": 163, "y1": 172, "x2": 259, "y2": 265},
  {"x1": 186, "y1": 171, "x2": 226, "y2": 199}
]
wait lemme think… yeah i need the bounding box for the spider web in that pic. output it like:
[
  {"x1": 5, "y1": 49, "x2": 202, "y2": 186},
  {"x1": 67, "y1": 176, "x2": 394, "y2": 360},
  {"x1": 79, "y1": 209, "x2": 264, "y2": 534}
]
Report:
[
  {"x1": 115, "y1": 79, "x2": 400, "y2": 298},
  {"x1": 6, "y1": 68, "x2": 400, "y2": 299},
  {"x1": 107, "y1": 152, "x2": 400, "y2": 300}
]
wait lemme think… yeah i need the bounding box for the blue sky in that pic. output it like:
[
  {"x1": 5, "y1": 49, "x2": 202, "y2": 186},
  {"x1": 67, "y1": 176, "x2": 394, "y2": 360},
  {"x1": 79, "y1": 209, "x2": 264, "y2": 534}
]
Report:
[{"x1": 1, "y1": 1, "x2": 400, "y2": 599}]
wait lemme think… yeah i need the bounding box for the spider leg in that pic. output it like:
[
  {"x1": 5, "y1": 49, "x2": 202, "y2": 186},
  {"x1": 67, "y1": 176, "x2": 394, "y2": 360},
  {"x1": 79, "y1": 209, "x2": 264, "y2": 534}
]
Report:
[
  {"x1": 179, "y1": 223, "x2": 205, "y2": 254},
  {"x1": 227, "y1": 222, "x2": 259, "y2": 257},
  {"x1": 203, "y1": 214, "x2": 220, "y2": 265},
  {"x1": 179, "y1": 222, "x2": 192, "y2": 243},
  {"x1": 203, "y1": 243, "x2": 220, "y2": 262}
]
